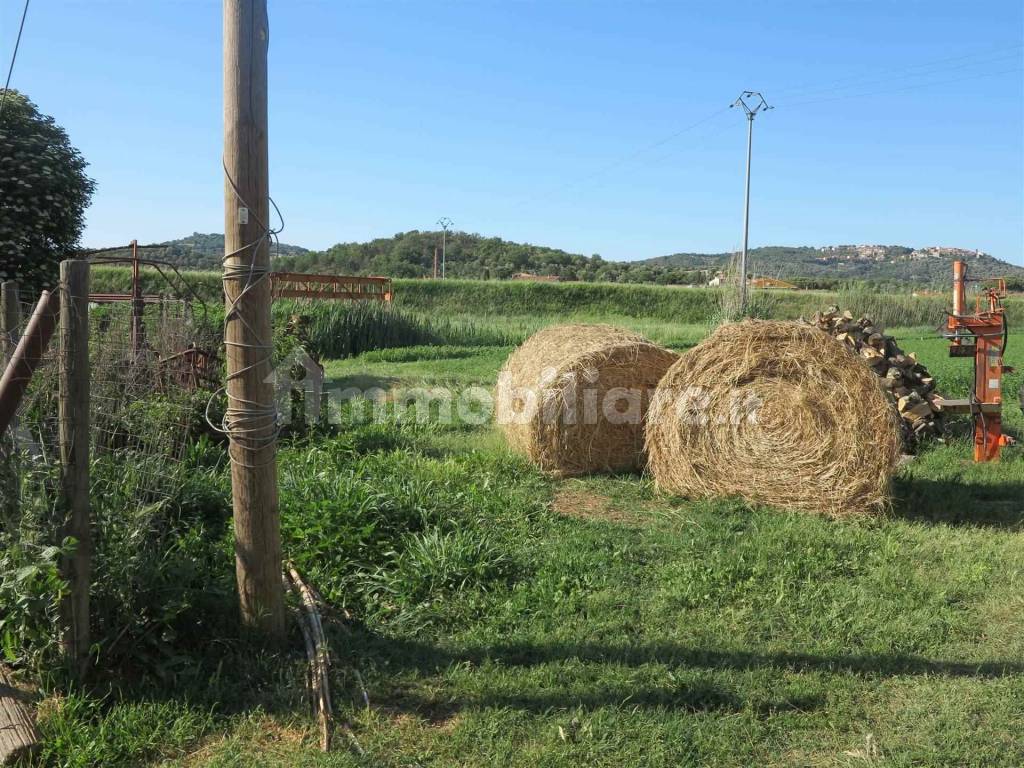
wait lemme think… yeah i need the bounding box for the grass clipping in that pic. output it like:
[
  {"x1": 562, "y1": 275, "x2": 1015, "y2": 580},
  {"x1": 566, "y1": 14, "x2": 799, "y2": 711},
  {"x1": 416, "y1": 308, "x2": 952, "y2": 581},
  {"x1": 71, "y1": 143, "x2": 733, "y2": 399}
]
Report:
[
  {"x1": 645, "y1": 320, "x2": 902, "y2": 516},
  {"x1": 496, "y1": 324, "x2": 679, "y2": 476}
]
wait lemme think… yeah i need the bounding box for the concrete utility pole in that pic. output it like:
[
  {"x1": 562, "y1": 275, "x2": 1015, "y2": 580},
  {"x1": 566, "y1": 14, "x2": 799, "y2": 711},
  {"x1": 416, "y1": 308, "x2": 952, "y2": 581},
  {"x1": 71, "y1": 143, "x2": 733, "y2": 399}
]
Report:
[
  {"x1": 731, "y1": 91, "x2": 772, "y2": 314},
  {"x1": 437, "y1": 217, "x2": 453, "y2": 279},
  {"x1": 223, "y1": 0, "x2": 284, "y2": 641}
]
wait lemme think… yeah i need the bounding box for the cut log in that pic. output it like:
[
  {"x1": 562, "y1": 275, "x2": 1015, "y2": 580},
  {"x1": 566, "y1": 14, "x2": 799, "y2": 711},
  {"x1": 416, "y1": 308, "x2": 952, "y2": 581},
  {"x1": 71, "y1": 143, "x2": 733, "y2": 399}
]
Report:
[
  {"x1": 0, "y1": 667, "x2": 40, "y2": 766},
  {"x1": 897, "y1": 392, "x2": 923, "y2": 411},
  {"x1": 804, "y1": 306, "x2": 944, "y2": 450},
  {"x1": 903, "y1": 402, "x2": 934, "y2": 422}
]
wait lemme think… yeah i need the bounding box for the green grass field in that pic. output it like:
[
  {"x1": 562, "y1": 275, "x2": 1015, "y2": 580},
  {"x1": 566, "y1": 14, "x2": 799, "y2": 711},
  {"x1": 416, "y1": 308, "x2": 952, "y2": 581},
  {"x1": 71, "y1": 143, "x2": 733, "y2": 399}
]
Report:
[
  {"x1": 23, "y1": 318, "x2": 1023, "y2": 768},
  {"x1": 89, "y1": 265, "x2": 1024, "y2": 328}
]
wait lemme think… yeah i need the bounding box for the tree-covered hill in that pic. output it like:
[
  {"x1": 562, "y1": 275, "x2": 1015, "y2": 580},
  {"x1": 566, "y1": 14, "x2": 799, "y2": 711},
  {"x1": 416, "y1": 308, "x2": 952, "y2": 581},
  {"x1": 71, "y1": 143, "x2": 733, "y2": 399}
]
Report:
[
  {"x1": 276, "y1": 231, "x2": 1024, "y2": 288},
  {"x1": 89, "y1": 232, "x2": 309, "y2": 271},
  {"x1": 644, "y1": 245, "x2": 1024, "y2": 285},
  {"x1": 273, "y1": 230, "x2": 709, "y2": 284},
  {"x1": 113, "y1": 231, "x2": 1024, "y2": 288}
]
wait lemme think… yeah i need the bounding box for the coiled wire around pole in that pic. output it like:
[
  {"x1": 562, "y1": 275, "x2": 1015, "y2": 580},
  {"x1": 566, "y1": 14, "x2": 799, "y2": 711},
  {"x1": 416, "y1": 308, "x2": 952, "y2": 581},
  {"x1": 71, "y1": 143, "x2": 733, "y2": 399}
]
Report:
[{"x1": 205, "y1": 159, "x2": 285, "y2": 468}]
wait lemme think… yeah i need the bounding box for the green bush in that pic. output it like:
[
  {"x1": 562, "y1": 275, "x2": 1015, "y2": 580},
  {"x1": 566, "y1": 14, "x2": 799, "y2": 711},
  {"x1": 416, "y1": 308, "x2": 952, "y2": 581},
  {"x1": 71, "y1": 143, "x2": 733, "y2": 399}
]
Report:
[
  {"x1": 77, "y1": 447, "x2": 234, "y2": 674},
  {"x1": 0, "y1": 540, "x2": 71, "y2": 670}
]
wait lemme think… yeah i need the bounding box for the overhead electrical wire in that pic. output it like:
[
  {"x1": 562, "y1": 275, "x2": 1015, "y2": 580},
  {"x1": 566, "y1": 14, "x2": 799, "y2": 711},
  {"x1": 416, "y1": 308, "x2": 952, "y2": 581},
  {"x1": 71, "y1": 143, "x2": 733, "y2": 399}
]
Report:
[
  {"x1": 775, "y1": 63, "x2": 1023, "y2": 109},
  {"x1": 769, "y1": 42, "x2": 1022, "y2": 101},
  {"x1": 506, "y1": 104, "x2": 733, "y2": 211},
  {"x1": 0, "y1": 0, "x2": 31, "y2": 120},
  {"x1": 572, "y1": 104, "x2": 733, "y2": 184},
  {"x1": 509, "y1": 44, "x2": 1022, "y2": 214}
]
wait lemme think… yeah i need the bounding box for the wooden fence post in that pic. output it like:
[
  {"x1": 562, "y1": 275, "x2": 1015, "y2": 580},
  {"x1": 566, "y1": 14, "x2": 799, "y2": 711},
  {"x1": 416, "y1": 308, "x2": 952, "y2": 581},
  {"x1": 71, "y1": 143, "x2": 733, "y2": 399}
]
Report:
[
  {"x1": 1, "y1": 281, "x2": 22, "y2": 518},
  {"x1": 1, "y1": 281, "x2": 19, "y2": 364},
  {"x1": 58, "y1": 259, "x2": 91, "y2": 676}
]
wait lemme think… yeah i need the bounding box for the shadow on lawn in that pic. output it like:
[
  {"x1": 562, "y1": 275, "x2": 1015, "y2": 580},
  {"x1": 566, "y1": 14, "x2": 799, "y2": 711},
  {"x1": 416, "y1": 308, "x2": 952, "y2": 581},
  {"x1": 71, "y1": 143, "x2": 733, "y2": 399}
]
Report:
[
  {"x1": 380, "y1": 681, "x2": 758, "y2": 722},
  {"x1": 331, "y1": 629, "x2": 1023, "y2": 721},
  {"x1": 892, "y1": 476, "x2": 1024, "y2": 529},
  {"x1": 83, "y1": 625, "x2": 1021, "y2": 729},
  {"x1": 326, "y1": 373, "x2": 399, "y2": 392},
  {"x1": 350, "y1": 633, "x2": 1024, "y2": 681}
]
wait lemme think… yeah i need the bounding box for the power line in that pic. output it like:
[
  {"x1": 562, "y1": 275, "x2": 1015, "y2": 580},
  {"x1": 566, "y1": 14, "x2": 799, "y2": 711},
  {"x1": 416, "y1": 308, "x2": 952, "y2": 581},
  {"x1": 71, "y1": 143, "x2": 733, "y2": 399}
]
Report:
[
  {"x1": 562, "y1": 47, "x2": 1022, "y2": 190},
  {"x1": 0, "y1": 0, "x2": 31, "y2": 120},
  {"x1": 568, "y1": 105, "x2": 732, "y2": 188},
  {"x1": 775, "y1": 64, "x2": 1023, "y2": 109},
  {"x1": 507, "y1": 104, "x2": 732, "y2": 212},
  {"x1": 769, "y1": 43, "x2": 1023, "y2": 100},
  {"x1": 773, "y1": 53, "x2": 1022, "y2": 106},
  {"x1": 524, "y1": 47, "x2": 1020, "y2": 200}
]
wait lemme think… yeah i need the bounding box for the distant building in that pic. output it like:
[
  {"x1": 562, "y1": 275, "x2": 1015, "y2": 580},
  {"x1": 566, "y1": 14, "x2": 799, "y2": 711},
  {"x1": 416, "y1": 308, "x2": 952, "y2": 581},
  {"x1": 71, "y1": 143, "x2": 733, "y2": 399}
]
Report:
[
  {"x1": 749, "y1": 276, "x2": 797, "y2": 290},
  {"x1": 706, "y1": 273, "x2": 797, "y2": 289},
  {"x1": 511, "y1": 272, "x2": 561, "y2": 282},
  {"x1": 910, "y1": 246, "x2": 988, "y2": 261},
  {"x1": 704, "y1": 268, "x2": 729, "y2": 284}
]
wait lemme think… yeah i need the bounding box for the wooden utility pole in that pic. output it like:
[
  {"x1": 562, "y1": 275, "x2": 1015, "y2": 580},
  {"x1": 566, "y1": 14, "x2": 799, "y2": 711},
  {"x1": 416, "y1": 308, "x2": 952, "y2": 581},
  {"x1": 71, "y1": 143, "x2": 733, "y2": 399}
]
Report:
[
  {"x1": 224, "y1": 0, "x2": 285, "y2": 640},
  {"x1": 433, "y1": 247, "x2": 439, "y2": 280},
  {"x1": 58, "y1": 259, "x2": 91, "y2": 676}
]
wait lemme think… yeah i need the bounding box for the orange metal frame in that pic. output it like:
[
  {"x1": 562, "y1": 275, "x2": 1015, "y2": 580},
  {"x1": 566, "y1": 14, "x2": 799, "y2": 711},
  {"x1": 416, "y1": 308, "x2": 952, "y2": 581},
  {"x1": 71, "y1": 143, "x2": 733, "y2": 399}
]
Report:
[
  {"x1": 945, "y1": 260, "x2": 1011, "y2": 461},
  {"x1": 269, "y1": 272, "x2": 393, "y2": 303}
]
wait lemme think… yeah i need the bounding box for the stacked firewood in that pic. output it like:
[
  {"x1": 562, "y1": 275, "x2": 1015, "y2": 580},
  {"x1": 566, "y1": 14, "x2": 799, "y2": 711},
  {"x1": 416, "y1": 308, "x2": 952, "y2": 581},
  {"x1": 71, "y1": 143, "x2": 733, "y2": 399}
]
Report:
[{"x1": 803, "y1": 307, "x2": 943, "y2": 448}]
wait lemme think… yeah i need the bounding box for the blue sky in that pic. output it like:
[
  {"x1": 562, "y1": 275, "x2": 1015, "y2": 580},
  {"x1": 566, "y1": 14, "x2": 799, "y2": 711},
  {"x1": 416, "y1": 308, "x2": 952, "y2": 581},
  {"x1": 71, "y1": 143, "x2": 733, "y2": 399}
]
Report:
[{"x1": 4, "y1": 0, "x2": 1023, "y2": 263}]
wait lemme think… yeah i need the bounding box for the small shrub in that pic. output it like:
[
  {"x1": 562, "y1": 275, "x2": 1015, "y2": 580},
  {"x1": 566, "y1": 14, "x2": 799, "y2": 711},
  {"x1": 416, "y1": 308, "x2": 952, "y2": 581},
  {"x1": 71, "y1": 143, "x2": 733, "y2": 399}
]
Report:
[{"x1": 0, "y1": 540, "x2": 71, "y2": 670}]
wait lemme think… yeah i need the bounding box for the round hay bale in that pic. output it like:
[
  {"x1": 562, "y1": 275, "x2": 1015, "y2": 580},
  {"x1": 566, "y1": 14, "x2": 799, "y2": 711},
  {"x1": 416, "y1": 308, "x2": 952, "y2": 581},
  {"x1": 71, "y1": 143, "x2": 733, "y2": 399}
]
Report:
[
  {"x1": 496, "y1": 324, "x2": 679, "y2": 476},
  {"x1": 645, "y1": 320, "x2": 902, "y2": 516}
]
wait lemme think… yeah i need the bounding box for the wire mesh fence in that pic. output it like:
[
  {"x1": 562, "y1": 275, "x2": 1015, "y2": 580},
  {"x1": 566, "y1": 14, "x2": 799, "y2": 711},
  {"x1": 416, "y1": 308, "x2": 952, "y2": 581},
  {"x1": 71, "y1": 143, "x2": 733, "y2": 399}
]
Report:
[
  {"x1": 1, "y1": 286, "x2": 221, "y2": 547},
  {"x1": 0, "y1": 296, "x2": 58, "y2": 529}
]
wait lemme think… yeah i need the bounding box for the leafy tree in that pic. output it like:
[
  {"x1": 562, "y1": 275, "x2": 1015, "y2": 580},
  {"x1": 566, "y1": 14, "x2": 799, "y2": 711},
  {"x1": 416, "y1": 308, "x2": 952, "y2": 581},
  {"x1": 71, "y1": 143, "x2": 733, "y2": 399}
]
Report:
[{"x1": 0, "y1": 91, "x2": 96, "y2": 294}]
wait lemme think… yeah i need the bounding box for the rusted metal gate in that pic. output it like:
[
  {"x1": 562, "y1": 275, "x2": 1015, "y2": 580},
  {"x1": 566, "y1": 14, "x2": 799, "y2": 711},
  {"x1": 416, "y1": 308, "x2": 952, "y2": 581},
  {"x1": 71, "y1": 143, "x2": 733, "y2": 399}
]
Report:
[{"x1": 269, "y1": 272, "x2": 393, "y2": 302}]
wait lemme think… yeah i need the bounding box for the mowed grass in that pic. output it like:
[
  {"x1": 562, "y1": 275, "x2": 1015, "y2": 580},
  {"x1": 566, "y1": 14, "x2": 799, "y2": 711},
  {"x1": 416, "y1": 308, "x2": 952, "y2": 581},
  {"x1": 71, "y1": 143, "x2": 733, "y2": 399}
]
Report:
[{"x1": 30, "y1": 326, "x2": 1024, "y2": 767}]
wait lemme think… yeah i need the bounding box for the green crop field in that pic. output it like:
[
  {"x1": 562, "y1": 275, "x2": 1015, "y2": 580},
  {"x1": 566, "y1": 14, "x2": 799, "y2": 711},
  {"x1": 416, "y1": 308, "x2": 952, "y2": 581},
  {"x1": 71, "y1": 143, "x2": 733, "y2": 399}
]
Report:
[
  {"x1": 89, "y1": 265, "x2": 1024, "y2": 328},
  {"x1": 7, "y1": 275, "x2": 1024, "y2": 767}
]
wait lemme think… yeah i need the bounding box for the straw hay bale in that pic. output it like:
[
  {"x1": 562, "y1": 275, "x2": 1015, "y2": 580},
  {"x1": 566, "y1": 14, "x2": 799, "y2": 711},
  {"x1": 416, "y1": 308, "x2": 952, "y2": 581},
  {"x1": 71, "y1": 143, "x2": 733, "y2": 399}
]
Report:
[
  {"x1": 496, "y1": 324, "x2": 678, "y2": 476},
  {"x1": 645, "y1": 320, "x2": 902, "y2": 516}
]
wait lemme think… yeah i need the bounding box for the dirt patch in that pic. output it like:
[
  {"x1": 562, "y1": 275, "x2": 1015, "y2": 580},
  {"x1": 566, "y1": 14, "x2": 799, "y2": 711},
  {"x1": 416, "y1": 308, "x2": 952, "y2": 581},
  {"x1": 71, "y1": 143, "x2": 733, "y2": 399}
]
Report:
[
  {"x1": 552, "y1": 487, "x2": 643, "y2": 524},
  {"x1": 378, "y1": 688, "x2": 462, "y2": 732},
  {"x1": 389, "y1": 709, "x2": 462, "y2": 733},
  {"x1": 178, "y1": 717, "x2": 309, "y2": 766}
]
